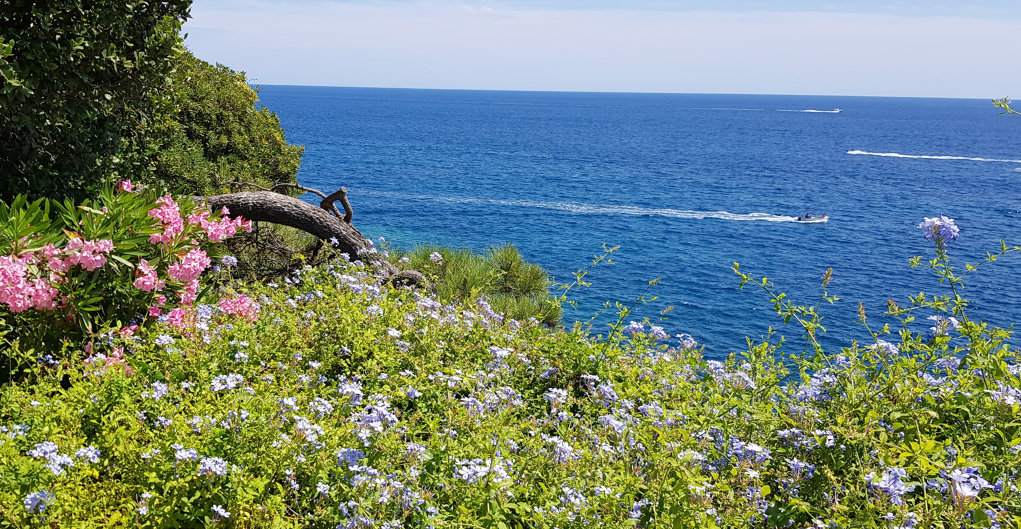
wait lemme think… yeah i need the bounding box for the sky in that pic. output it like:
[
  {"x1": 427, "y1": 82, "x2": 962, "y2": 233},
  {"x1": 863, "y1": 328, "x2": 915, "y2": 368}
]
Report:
[{"x1": 182, "y1": 0, "x2": 1021, "y2": 98}]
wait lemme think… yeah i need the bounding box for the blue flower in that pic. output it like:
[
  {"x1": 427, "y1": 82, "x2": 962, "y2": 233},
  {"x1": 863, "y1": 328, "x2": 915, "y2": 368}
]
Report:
[
  {"x1": 198, "y1": 456, "x2": 229, "y2": 477},
  {"x1": 918, "y1": 216, "x2": 960, "y2": 245},
  {"x1": 211, "y1": 504, "x2": 231, "y2": 519},
  {"x1": 75, "y1": 446, "x2": 101, "y2": 464},
  {"x1": 23, "y1": 490, "x2": 54, "y2": 514}
]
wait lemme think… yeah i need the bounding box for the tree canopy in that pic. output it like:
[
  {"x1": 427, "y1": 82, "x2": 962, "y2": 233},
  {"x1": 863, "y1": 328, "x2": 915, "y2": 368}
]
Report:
[{"x1": 0, "y1": 1, "x2": 192, "y2": 201}]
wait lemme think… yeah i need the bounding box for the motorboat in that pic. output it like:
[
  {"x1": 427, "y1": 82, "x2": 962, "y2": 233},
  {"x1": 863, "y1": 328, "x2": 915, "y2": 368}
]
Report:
[{"x1": 795, "y1": 212, "x2": 829, "y2": 223}]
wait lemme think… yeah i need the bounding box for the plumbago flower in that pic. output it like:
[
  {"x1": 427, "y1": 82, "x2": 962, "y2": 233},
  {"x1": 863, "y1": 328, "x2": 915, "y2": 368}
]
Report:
[{"x1": 918, "y1": 215, "x2": 960, "y2": 246}]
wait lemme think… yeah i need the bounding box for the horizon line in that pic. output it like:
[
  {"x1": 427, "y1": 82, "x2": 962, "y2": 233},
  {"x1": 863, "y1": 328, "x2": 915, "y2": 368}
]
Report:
[{"x1": 247, "y1": 82, "x2": 998, "y2": 101}]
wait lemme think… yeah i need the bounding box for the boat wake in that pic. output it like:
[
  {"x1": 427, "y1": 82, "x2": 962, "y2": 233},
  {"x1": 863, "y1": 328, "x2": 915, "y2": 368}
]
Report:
[
  {"x1": 778, "y1": 109, "x2": 841, "y2": 113},
  {"x1": 847, "y1": 150, "x2": 1021, "y2": 163},
  {"x1": 360, "y1": 191, "x2": 800, "y2": 223}
]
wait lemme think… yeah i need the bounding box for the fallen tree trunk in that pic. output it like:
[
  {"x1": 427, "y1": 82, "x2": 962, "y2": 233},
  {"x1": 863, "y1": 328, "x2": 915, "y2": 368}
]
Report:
[{"x1": 202, "y1": 187, "x2": 425, "y2": 287}]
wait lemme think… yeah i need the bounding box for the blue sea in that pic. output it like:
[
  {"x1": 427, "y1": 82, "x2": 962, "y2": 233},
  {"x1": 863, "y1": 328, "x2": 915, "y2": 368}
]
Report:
[{"x1": 256, "y1": 86, "x2": 1021, "y2": 359}]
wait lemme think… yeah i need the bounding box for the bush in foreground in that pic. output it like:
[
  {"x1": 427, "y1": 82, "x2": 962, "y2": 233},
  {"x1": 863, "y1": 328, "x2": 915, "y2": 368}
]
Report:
[{"x1": 0, "y1": 216, "x2": 1019, "y2": 528}]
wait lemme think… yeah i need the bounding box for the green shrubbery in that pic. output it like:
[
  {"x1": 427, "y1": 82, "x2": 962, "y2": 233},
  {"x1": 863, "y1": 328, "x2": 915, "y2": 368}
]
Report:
[
  {"x1": 389, "y1": 243, "x2": 562, "y2": 326},
  {"x1": 1, "y1": 202, "x2": 1018, "y2": 528}
]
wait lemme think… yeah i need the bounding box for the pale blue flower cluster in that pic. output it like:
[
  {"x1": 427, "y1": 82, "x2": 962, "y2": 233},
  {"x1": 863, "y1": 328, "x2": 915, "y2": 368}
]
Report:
[{"x1": 918, "y1": 215, "x2": 960, "y2": 245}]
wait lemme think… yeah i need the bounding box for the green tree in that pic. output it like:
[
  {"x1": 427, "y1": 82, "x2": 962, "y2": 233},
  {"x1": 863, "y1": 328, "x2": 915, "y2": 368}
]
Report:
[
  {"x1": 143, "y1": 51, "x2": 304, "y2": 195},
  {"x1": 0, "y1": 1, "x2": 192, "y2": 201}
]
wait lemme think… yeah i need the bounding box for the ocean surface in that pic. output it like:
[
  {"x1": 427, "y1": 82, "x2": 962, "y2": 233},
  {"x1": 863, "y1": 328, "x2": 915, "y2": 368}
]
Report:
[{"x1": 256, "y1": 86, "x2": 1021, "y2": 359}]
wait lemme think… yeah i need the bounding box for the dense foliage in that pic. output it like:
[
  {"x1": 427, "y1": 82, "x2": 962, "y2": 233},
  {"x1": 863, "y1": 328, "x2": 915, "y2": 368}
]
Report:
[
  {"x1": 1, "y1": 202, "x2": 1018, "y2": 528},
  {"x1": 390, "y1": 243, "x2": 562, "y2": 326},
  {"x1": 0, "y1": 1, "x2": 192, "y2": 201},
  {"x1": 146, "y1": 51, "x2": 304, "y2": 196},
  {"x1": 0, "y1": 183, "x2": 251, "y2": 376}
]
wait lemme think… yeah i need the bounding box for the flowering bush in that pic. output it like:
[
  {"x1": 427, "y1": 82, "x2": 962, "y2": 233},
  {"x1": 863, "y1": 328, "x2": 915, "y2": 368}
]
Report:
[
  {"x1": 0, "y1": 217, "x2": 1018, "y2": 528},
  {"x1": 0, "y1": 183, "x2": 251, "y2": 365}
]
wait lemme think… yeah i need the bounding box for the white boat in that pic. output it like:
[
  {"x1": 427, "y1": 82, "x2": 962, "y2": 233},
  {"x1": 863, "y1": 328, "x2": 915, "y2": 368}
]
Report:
[{"x1": 795, "y1": 212, "x2": 829, "y2": 223}]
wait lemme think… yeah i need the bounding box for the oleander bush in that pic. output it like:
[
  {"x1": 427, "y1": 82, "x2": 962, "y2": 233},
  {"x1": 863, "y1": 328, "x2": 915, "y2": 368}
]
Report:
[
  {"x1": 0, "y1": 182, "x2": 251, "y2": 375},
  {"x1": 1, "y1": 210, "x2": 1019, "y2": 528}
]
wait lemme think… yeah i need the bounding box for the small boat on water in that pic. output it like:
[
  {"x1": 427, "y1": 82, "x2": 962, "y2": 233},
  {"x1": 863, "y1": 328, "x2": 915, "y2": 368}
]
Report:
[{"x1": 795, "y1": 212, "x2": 829, "y2": 223}]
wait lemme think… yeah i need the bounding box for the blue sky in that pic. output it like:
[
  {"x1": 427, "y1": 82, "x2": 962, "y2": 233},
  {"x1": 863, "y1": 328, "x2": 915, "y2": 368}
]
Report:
[{"x1": 182, "y1": 0, "x2": 1021, "y2": 98}]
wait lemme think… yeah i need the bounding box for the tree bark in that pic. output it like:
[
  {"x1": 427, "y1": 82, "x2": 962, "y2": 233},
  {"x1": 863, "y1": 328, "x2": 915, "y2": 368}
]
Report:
[{"x1": 202, "y1": 190, "x2": 425, "y2": 287}]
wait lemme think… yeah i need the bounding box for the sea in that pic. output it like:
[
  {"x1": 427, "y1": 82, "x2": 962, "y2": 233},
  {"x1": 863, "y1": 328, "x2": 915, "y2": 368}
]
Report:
[{"x1": 255, "y1": 86, "x2": 1021, "y2": 359}]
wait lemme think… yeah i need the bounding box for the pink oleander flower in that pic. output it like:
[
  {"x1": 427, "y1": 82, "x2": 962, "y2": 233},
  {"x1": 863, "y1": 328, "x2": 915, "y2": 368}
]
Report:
[
  {"x1": 133, "y1": 259, "x2": 164, "y2": 292},
  {"x1": 0, "y1": 255, "x2": 60, "y2": 312},
  {"x1": 167, "y1": 248, "x2": 210, "y2": 283},
  {"x1": 180, "y1": 279, "x2": 199, "y2": 306},
  {"x1": 148, "y1": 195, "x2": 184, "y2": 245},
  {"x1": 188, "y1": 206, "x2": 252, "y2": 242},
  {"x1": 148, "y1": 306, "x2": 163, "y2": 318},
  {"x1": 219, "y1": 294, "x2": 260, "y2": 323},
  {"x1": 117, "y1": 180, "x2": 135, "y2": 193},
  {"x1": 64, "y1": 238, "x2": 114, "y2": 272},
  {"x1": 163, "y1": 307, "x2": 193, "y2": 331}
]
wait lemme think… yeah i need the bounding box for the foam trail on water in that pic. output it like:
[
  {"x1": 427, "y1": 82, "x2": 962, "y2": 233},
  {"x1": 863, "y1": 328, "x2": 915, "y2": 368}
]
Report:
[
  {"x1": 778, "y1": 109, "x2": 841, "y2": 113},
  {"x1": 848, "y1": 150, "x2": 1021, "y2": 163},
  {"x1": 363, "y1": 191, "x2": 800, "y2": 223}
]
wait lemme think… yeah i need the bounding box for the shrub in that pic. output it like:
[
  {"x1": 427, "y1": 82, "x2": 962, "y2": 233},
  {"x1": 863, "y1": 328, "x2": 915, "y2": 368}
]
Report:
[
  {"x1": 0, "y1": 216, "x2": 1017, "y2": 528},
  {"x1": 0, "y1": 183, "x2": 250, "y2": 377},
  {"x1": 391, "y1": 243, "x2": 562, "y2": 326}
]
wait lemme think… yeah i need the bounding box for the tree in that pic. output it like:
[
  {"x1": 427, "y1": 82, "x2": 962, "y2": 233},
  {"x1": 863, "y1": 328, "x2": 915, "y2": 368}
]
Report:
[
  {"x1": 143, "y1": 51, "x2": 304, "y2": 196},
  {"x1": 0, "y1": 1, "x2": 192, "y2": 201}
]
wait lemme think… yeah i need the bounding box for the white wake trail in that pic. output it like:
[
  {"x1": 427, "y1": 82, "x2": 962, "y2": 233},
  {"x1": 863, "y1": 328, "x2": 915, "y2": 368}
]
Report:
[
  {"x1": 848, "y1": 150, "x2": 1021, "y2": 163},
  {"x1": 365, "y1": 191, "x2": 801, "y2": 223}
]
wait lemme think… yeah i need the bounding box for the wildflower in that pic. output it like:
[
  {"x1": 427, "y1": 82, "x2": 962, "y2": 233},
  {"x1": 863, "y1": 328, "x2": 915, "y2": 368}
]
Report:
[
  {"x1": 24, "y1": 490, "x2": 54, "y2": 514},
  {"x1": 211, "y1": 504, "x2": 231, "y2": 519},
  {"x1": 198, "y1": 457, "x2": 229, "y2": 477},
  {"x1": 310, "y1": 397, "x2": 334, "y2": 418},
  {"x1": 453, "y1": 458, "x2": 511, "y2": 484},
  {"x1": 918, "y1": 215, "x2": 960, "y2": 245},
  {"x1": 872, "y1": 340, "x2": 900, "y2": 357},
  {"x1": 947, "y1": 467, "x2": 992, "y2": 505},
  {"x1": 676, "y1": 333, "x2": 698, "y2": 349},
  {"x1": 787, "y1": 457, "x2": 816, "y2": 480},
  {"x1": 75, "y1": 446, "x2": 101, "y2": 464},
  {"x1": 117, "y1": 179, "x2": 135, "y2": 193},
  {"x1": 624, "y1": 321, "x2": 645, "y2": 335},
  {"x1": 221, "y1": 255, "x2": 238, "y2": 267},
  {"x1": 317, "y1": 482, "x2": 332, "y2": 496},
  {"x1": 405, "y1": 386, "x2": 422, "y2": 399},
  {"x1": 868, "y1": 467, "x2": 913, "y2": 506},
  {"x1": 927, "y1": 315, "x2": 961, "y2": 337},
  {"x1": 336, "y1": 448, "x2": 367, "y2": 468},
  {"x1": 27, "y1": 441, "x2": 75, "y2": 475},
  {"x1": 211, "y1": 373, "x2": 244, "y2": 392},
  {"x1": 649, "y1": 325, "x2": 670, "y2": 340},
  {"x1": 429, "y1": 252, "x2": 443, "y2": 263},
  {"x1": 154, "y1": 334, "x2": 175, "y2": 346}
]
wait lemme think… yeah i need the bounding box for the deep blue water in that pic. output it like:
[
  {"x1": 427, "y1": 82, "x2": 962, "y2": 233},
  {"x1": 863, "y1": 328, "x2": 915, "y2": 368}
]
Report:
[{"x1": 256, "y1": 86, "x2": 1021, "y2": 359}]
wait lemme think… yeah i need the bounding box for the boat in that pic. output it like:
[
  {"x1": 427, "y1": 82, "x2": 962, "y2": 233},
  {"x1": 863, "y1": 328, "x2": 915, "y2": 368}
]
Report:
[{"x1": 795, "y1": 212, "x2": 829, "y2": 223}]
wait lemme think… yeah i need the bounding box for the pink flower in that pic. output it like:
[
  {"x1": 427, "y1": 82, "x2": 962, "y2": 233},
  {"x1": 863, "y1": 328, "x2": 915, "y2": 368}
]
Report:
[
  {"x1": 148, "y1": 196, "x2": 184, "y2": 245},
  {"x1": 188, "y1": 207, "x2": 252, "y2": 242},
  {"x1": 163, "y1": 307, "x2": 193, "y2": 331},
  {"x1": 180, "y1": 279, "x2": 199, "y2": 306},
  {"x1": 133, "y1": 259, "x2": 164, "y2": 292},
  {"x1": 219, "y1": 294, "x2": 260, "y2": 323},
  {"x1": 84, "y1": 347, "x2": 132, "y2": 376},
  {"x1": 64, "y1": 238, "x2": 114, "y2": 272},
  {"x1": 0, "y1": 255, "x2": 59, "y2": 312},
  {"x1": 117, "y1": 180, "x2": 135, "y2": 193},
  {"x1": 167, "y1": 248, "x2": 210, "y2": 283},
  {"x1": 148, "y1": 306, "x2": 163, "y2": 318}
]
